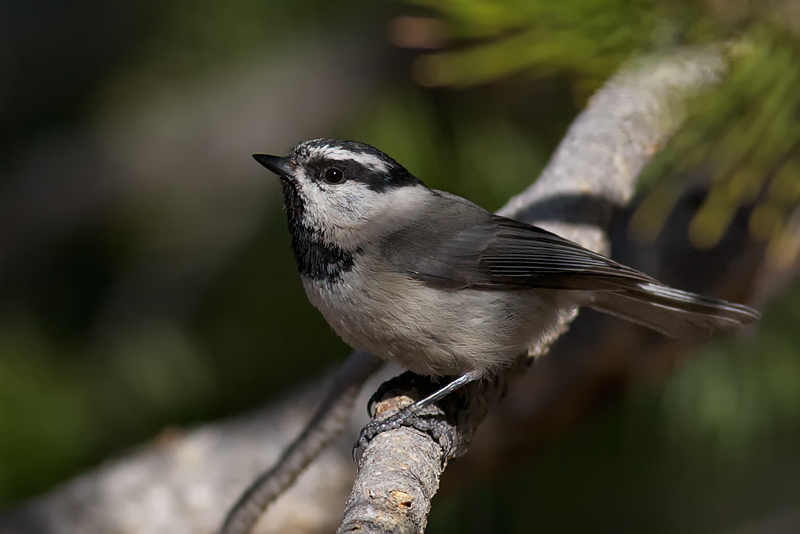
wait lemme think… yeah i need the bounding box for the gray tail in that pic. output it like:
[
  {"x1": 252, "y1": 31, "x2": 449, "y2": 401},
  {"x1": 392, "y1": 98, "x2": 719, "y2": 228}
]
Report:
[{"x1": 589, "y1": 282, "x2": 760, "y2": 340}]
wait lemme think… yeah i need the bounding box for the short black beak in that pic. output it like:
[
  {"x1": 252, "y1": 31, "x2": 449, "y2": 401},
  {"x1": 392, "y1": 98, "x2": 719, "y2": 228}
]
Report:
[{"x1": 253, "y1": 154, "x2": 293, "y2": 178}]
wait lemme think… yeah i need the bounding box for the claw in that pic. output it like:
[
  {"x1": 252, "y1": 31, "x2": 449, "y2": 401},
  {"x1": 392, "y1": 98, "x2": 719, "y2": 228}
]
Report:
[
  {"x1": 352, "y1": 404, "x2": 457, "y2": 464},
  {"x1": 355, "y1": 371, "x2": 476, "y2": 463}
]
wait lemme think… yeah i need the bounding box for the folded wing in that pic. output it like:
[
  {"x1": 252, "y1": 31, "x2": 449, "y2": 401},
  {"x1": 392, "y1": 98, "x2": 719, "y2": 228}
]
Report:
[{"x1": 406, "y1": 215, "x2": 760, "y2": 339}]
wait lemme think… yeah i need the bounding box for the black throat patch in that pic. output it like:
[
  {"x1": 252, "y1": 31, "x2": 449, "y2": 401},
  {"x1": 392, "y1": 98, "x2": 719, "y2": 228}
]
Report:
[{"x1": 280, "y1": 179, "x2": 355, "y2": 282}]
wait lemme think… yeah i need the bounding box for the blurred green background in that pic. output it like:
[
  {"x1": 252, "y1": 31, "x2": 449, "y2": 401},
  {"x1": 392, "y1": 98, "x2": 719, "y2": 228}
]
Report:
[{"x1": 1, "y1": 0, "x2": 799, "y2": 532}]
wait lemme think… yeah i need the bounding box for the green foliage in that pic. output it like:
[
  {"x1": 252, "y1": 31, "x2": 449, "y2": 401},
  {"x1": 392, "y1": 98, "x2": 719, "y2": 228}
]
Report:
[
  {"x1": 408, "y1": 0, "x2": 659, "y2": 87},
  {"x1": 407, "y1": 0, "x2": 800, "y2": 254},
  {"x1": 404, "y1": 0, "x2": 798, "y2": 88},
  {"x1": 631, "y1": 26, "x2": 800, "y2": 251}
]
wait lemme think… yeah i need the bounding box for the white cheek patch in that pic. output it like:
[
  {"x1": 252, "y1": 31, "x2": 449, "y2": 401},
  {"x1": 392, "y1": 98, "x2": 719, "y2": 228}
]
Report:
[
  {"x1": 308, "y1": 146, "x2": 390, "y2": 173},
  {"x1": 295, "y1": 178, "x2": 431, "y2": 245},
  {"x1": 298, "y1": 180, "x2": 376, "y2": 230}
]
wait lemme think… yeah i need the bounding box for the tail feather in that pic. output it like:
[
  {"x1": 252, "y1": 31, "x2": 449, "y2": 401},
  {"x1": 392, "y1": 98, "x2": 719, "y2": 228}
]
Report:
[{"x1": 589, "y1": 282, "x2": 760, "y2": 340}]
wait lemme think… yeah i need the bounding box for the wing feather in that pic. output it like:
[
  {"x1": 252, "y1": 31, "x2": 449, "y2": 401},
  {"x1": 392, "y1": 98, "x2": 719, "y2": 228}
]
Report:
[
  {"x1": 388, "y1": 204, "x2": 759, "y2": 338},
  {"x1": 408, "y1": 215, "x2": 657, "y2": 291}
]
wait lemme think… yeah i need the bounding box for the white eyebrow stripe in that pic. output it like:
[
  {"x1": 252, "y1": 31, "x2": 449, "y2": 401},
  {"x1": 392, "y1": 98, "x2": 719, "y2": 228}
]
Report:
[{"x1": 314, "y1": 147, "x2": 390, "y2": 172}]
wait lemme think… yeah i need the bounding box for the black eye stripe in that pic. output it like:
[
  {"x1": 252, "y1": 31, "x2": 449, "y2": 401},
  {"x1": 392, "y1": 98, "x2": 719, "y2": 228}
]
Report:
[{"x1": 302, "y1": 153, "x2": 423, "y2": 192}]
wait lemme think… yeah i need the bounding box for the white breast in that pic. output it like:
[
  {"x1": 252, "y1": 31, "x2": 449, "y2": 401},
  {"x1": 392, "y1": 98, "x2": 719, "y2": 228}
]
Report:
[{"x1": 302, "y1": 255, "x2": 578, "y2": 377}]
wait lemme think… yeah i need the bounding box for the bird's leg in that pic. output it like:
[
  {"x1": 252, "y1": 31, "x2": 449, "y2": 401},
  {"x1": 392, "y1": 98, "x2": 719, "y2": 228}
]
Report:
[
  {"x1": 354, "y1": 370, "x2": 481, "y2": 462},
  {"x1": 365, "y1": 371, "x2": 429, "y2": 417},
  {"x1": 412, "y1": 371, "x2": 480, "y2": 409}
]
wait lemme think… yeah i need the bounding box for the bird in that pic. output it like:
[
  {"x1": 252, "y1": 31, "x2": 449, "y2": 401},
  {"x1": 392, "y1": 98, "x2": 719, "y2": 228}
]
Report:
[{"x1": 253, "y1": 138, "x2": 760, "y2": 429}]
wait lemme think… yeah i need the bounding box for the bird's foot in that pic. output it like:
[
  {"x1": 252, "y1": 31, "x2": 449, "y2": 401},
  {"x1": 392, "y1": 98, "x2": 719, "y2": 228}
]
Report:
[{"x1": 353, "y1": 402, "x2": 456, "y2": 463}]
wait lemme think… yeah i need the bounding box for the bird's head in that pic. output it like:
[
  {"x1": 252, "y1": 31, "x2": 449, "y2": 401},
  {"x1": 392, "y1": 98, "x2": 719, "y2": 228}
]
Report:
[{"x1": 254, "y1": 139, "x2": 429, "y2": 245}]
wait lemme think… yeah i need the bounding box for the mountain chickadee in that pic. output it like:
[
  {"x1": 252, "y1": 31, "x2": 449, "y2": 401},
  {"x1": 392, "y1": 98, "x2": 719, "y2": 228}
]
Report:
[{"x1": 254, "y1": 139, "x2": 760, "y2": 437}]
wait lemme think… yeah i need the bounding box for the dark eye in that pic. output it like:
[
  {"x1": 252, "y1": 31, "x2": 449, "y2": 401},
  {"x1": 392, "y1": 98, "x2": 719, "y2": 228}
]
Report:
[{"x1": 323, "y1": 168, "x2": 345, "y2": 184}]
